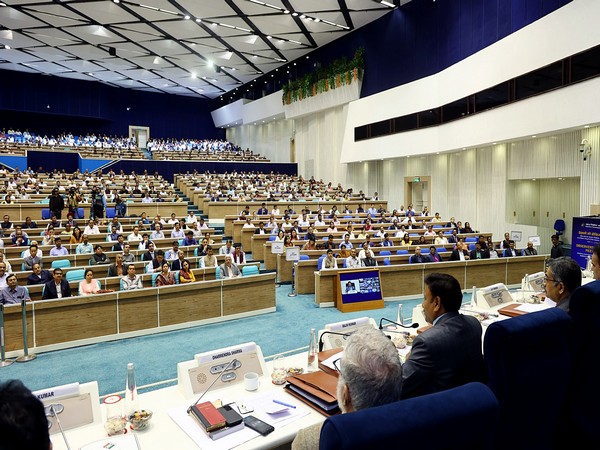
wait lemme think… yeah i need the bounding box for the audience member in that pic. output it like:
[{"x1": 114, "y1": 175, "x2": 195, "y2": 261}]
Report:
[
  {"x1": 322, "y1": 249, "x2": 338, "y2": 269},
  {"x1": 121, "y1": 265, "x2": 143, "y2": 290},
  {"x1": 502, "y1": 240, "x2": 519, "y2": 257},
  {"x1": 27, "y1": 263, "x2": 52, "y2": 285},
  {"x1": 292, "y1": 327, "x2": 402, "y2": 450},
  {"x1": 401, "y1": 273, "x2": 485, "y2": 399},
  {"x1": 155, "y1": 262, "x2": 176, "y2": 286},
  {"x1": 544, "y1": 256, "x2": 582, "y2": 312},
  {"x1": 219, "y1": 255, "x2": 241, "y2": 278},
  {"x1": 49, "y1": 236, "x2": 69, "y2": 256},
  {"x1": 107, "y1": 254, "x2": 125, "y2": 277},
  {"x1": 42, "y1": 268, "x2": 72, "y2": 299},
  {"x1": 23, "y1": 244, "x2": 42, "y2": 271},
  {"x1": 428, "y1": 246, "x2": 443, "y2": 262},
  {"x1": 88, "y1": 245, "x2": 109, "y2": 265},
  {"x1": 201, "y1": 246, "x2": 218, "y2": 268},
  {"x1": 0, "y1": 379, "x2": 51, "y2": 450},
  {"x1": 75, "y1": 234, "x2": 93, "y2": 254},
  {"x1": 469, "y1": 242, "x2": 490, "y2": 260},
  {"x1": 79, "y1": 268, "x2": 101, "y2": 295},
  {"x1": 522, "y1": 241, "x2": 538, "y2": 256},
  {"x1": 449, "y1": 241, "x2": 470, "y2": 261},
  {"x1": 409, "y1": 246, "x2": 427, "y2": 264},
  {"x1": 550, "y1": 234, "x2": 564, "y2": 258},
  {"x1": 591, "y1": 244, "x2": 600, "y2": 280},
  {"x1": 179, "y1": 260, "x2": 195, "y2": 283},
  {"x1": 0, "y1": 274, "x2": 30, "y2": 304}
]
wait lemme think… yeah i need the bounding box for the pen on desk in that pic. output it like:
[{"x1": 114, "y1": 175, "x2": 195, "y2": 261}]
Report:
[{"x1": 273, "y1": 399, "x2": 296, "y2": 409}]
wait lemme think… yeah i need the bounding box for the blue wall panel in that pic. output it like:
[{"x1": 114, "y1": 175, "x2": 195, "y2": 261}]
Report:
[
  {"x1": 27, "y1": 150, "x2": 78, "y2": 174},
  {"x1": 0, "y1": 155, "x2": 27, "y2": 171},
  {"x1": 79, "y1": 157, "x2": 112, "y2": 174}
]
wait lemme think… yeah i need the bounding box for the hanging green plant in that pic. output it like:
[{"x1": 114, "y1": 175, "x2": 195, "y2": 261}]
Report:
[{"x1": 282, "y1": 47, "x2": 365, "y2": 105}]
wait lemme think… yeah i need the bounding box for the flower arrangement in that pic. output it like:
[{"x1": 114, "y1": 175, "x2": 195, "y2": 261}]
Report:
[{"x1": 282, "y1": 47, "x2": 364, "y2": 105}]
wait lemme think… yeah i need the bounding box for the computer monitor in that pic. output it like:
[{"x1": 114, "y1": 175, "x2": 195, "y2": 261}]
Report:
[{"x1": 336, "y1": 268, "x2": 384, "y2": 313}]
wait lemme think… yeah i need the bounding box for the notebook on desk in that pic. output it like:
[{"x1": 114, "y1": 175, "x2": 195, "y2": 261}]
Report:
[{"x1": 284, "y1": 371, "x2": 340, "y2": 417}]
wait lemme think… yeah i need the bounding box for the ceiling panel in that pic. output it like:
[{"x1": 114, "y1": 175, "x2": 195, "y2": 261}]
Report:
[{"x1": 0, "y1": 0, "x2": 395, "y2": 98}]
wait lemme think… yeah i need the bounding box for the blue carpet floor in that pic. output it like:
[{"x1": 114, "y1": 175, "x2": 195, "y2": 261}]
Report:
[{"x1": 0, "y1": 285, "x2": 452, "y2": 398}]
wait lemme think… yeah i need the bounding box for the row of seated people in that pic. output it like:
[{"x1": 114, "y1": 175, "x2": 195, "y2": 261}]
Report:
[
  {"x1": 0, "y1": 214, "x2": 212, "y2": 244},
  {"x1": 313, "y1": 238, "x2": 537, "y2": 269},
  {"x1": 0, "y1": 129, "x2": 137, "y2": 149},
  {"x1": 178, "y1": 171, "x2": 380, "y2": 203},
  {"x1": 0, "y1": 249, "x2": 255, "y2": 303}
]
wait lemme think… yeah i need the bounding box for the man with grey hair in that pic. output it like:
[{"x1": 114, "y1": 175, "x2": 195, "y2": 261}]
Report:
[
  {"x1": 544, "y1": 256, "x2": 582, "y2": 312},
  {"x1": 291, "y1": 327, "x2": 402, "y2": 450}
]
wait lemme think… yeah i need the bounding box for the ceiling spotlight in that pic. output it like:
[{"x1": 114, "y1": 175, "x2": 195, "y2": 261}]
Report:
[
  {"x1": 267, "y1": 35, "x2": 272, "y2": 39},
  {"x1": 196, "y1": 18, "x2": 201, "y2": 22},
  {"x1": 314, "y1": 18, "x2": 320, "y2": 22},
  {"x1": 283, "y1": 9, "x2": 289, "y2": 13},
  {"x1": 184, "y1": 15, "x2": 190, "y2": 19},
  {"x1": 3, "y1": 45, "x2": 10, "y2": 49},
  {"x1": 380, "y1": 0, "x2": 395, "y2": 7},
  {"x1": 292, "y1": 12, "x2": 298, "y2": 16},
  {"x1": 113, "y1": 0, "x2": 120, "y2": 3}
]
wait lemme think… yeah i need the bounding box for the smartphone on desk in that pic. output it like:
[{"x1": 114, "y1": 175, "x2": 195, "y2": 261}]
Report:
[
  {"x1": 243, "y1": 415, "x2": 275, "y2": 436},
  {"x1": 219, "y1": 403, "x2": 243, "y2": 427}
]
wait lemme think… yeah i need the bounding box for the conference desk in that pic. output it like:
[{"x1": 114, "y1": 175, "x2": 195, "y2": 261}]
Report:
[
  {"x1": 49, "y1": 353, "x2": 324, "y2": 450},
  {"x1": 309, "y1": 256, "x2": 548, "y2": 303},
  {"x1": 3, "y1": 272, "x2": 276, "y2": 354}
]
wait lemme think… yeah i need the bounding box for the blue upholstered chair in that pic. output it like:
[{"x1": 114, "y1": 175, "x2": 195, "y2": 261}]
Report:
[
  {"x1": 41, "y1": 208, "x2": 51, "y2": 220},
  {"x1": 242, "y1": 265, "x2": 259, "y2": 276},
  {"x1": 396, "y1": 249, "x2": 408, "y2": 255},
  {"x1": 420, "y1": 247, "x2": 430, "y2": 254},
  {"x1": 383, "y1": 257, "x2": 390, "y2": 266},
  {"x1": 465, "y1": 237, "x2": 478, "y2": 243},
  {"x1": 317, "y1": 254, "x2": 326, "y2": 270},
  {"x1": 319, "y1": 382, "x2": 499, "y2": 450},
  {"x1": 51, "y1": 259, "x2": 71, "y2": 269},
  {"x1": 379, "y1": 250, "x2": 391, "y2": 256},
  {"x1": 484, "y1": 308, "x2": 572, "y2": 450},
  {"x1": 554, "y1": 281, "x2": 600, "y2": 448},
  {"x1": 65, "y1": 269, "x2": 85, "y2": 283},
  {"x1": 106, "y1": 207, "x2": 116, "y2": 218}
]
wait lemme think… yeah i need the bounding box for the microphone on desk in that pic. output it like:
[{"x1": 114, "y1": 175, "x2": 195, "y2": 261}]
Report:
[
  {"x1": 318, "y1": 331, "x2": 351, "y2": 352},
  {"x1": 187, "y1": 358, "x2": 239, "y2": 414},
  {"x1": 379, "y1": 317, "x2": 419, "y2": 330}
]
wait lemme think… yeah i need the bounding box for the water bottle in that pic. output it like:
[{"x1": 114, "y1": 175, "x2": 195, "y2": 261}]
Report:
[
  {"x1": 307, "y1": 328, "x2": 318, "y2": 372},
  {"x1": 396, "y1": 304, "x2": 404, "y2": 326},
  {"x1": 124, "y1": 363, "x2": 139, "y2": 417}
]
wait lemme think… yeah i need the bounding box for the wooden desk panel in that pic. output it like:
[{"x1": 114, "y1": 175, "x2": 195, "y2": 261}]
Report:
[
  {"x1": 380, "y1": 264, "x2": 424, "y2": 297},
  {"x1": 276, "y1": 255, "x2": 294, "y2": 283},
  {"x1": 506, "y1": 256, "x2": 547, "y2": 285},
  {"x1": 118, "y1": 289, "x2": 160, "y2": 333},
  {"x1": 424, "y1": 262, "x2": 467, "y2": 289},
  {"x1": 3, "y1": 303, "x2": 33, "y2": 352},
  {"x1": 465, "y1": 259, "x2": 507, "y2": 289},
  {"x1": 33, "y1": 294, "x2": 117, "y2": 346},
  {"x1": 222, "y1": 273, "x2": 276, "y2": 315},
  {"x1": 158, "y1": 282, "x2": 222, "y2": 326}
]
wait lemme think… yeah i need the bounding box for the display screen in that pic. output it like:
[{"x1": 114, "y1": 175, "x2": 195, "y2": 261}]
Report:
[{"x1": 338, "y1": 270, "x2": 382, "y2": 304}]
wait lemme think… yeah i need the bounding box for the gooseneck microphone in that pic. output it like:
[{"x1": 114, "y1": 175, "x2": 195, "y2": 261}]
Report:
[
  {"x1": 187, "y1": 358, "x2": 239, "y2": 414},
  {"x1": 318, "y1": 331, "x2": 351, "y2": 352},
  {"x1": 379, "y1": 317, "x2": 419, "y2": 330}
]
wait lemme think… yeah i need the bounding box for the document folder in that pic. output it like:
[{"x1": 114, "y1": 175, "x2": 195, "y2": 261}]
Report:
[{"x1": 284, "y1": 371, "x2": 340, "y2": 417}]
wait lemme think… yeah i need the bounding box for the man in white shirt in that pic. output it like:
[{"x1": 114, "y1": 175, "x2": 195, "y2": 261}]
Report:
[
  {"x1": 170, "y1": 222, "x2": 185, "y2": 239},
  {"x1": 0, "y1": 263, "x2": 7, "y2": 289},
  {"x1": 219, "y1": 240, "x2": 234, "y2": 255},
  {"x1": 150, "y1": 223, "x2": 165, "y2": 240},
  {"x1": 83, "y1": 219, "x2": 100, "y2": 235},
  {"x1": 127, "y1": 226, "x2": 143, "y2": 242},
  {"x1": 345, "y1": 248, "x2": 361, "y2": 269},
  {"x1": 186, "y1": 211, "x2": 198, "y2": 225}
]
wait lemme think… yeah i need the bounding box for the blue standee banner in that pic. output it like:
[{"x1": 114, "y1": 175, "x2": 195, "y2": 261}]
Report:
[{"x1": 571, "y1": 216, "x2": 600, "y2": 268}]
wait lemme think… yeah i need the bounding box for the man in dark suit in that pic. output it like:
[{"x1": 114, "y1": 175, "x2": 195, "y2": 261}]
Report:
[
  {"x1": 450, "y1": 241, "x2": 470, "y2": 261},
  {"x1": 502, "y1": 240, "x2": 519, "y2": 257},
  {"x1": 42, "y1": 268, "x2": 72, "y2": 299},
  {"x1": 469, "y1": 242, "x2": 490, "y2": 260},
  {"x1": 401, "y1": 273, "x2": 485, "y2": 399},
  {"x1": 26, "y1": 263, "x2": 52, "y2": 285}
]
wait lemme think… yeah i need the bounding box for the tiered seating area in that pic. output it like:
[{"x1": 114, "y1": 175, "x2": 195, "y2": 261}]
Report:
[
  {"x1": 148, "y1": 138, "x2": 268, "y2": 161},
  {"x1": 0, "y1": 129, "x2": 144, "y2": 159}
]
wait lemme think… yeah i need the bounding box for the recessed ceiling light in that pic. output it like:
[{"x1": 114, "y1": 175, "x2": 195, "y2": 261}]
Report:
[
  {"x1": 113, "y1": 0, "x2": 120, "y2": 3},
  {"x1": 184, "y1": 15, "x2": 190, "y2": 19},
  {"x1": 314, "y1": 18, "x2": 320, "y2": 22},
  {"x1": 292, "y1": 12, "x2": 298, "y2": 16},
  {"x1": 196, "y1": 18, "x2": 202, "y2": 22},
  {"x1": 532, "y1": 135, "x2": 536, "y2": 138}
]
